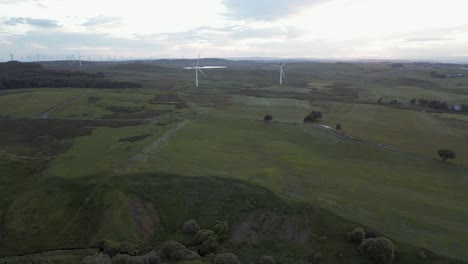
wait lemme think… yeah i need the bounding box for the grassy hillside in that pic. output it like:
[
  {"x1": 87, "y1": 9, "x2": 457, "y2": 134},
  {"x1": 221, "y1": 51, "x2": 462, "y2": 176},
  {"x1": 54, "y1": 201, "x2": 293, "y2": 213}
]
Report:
[{"x1": 0, "y1": 61, "x2": 467, "y2": 263}]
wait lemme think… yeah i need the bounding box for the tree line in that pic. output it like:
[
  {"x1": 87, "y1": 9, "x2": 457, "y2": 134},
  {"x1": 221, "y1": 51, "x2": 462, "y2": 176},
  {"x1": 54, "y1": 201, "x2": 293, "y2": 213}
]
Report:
[{"x1": 0, "y1": 62, "x2": 142, "y2": 90}]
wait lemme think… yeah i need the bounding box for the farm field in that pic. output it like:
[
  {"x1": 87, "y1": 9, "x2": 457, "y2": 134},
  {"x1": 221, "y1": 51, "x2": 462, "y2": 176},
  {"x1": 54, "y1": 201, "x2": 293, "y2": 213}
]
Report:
[{"x1": 0, "y1": 60, "x2": 467, "y2": 263}]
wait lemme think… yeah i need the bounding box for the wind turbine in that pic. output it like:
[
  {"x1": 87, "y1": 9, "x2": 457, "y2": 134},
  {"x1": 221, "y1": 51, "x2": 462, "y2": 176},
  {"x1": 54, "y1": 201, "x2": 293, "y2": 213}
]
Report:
[
  {"x1": 273, "y1": 62, "x2": 287, "y2": 85},
  {"x1": 184, "y1": 56, "x2": 226, "y2": 87},
  {"x1": 10, "y1": 53, "x2": 14, "y2": 61}
]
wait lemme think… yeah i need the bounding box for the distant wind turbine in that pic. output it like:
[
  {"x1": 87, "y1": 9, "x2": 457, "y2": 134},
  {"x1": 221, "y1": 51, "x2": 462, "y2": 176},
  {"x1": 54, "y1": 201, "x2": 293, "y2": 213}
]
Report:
[
  {"x1": 10, "y1": 53, "x2": 14, "y2": 61},
  {"x1": 184, "y1": 55, "x2": 226, "y2": 87},
  {"x1": 273, "y1": 62, "x2": 287, "y2": 85}
]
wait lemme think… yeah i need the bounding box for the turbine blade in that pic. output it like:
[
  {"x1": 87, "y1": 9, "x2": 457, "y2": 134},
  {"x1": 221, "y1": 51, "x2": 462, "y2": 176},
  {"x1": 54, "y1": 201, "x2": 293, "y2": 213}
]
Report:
[
  {"x1": 198, "y1": 66, "x2": 227, "y2": 69},
  {"x1": 198, "y1": 68, "x2": 207, "y2": 77},
  {"x1": 272, "y1": 65, "x2": 281, "y2": 68},
  {"x1": 282, "y1": 70, "x2": 286, "y2": 79},
  {"x1": 282, "y1": 62, "x2": 287, "y2": 67},
  {"x1": 184, "y1": 67, "x2": 195, "y2": 69}
]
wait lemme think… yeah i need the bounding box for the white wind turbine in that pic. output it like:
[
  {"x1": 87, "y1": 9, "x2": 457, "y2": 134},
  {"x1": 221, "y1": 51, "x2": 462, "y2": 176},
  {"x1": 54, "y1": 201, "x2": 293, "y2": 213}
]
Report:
[
  {"x1": 273, "y1": 62, "x2": 287, "y2": 85},
  {"x1": 184, "y1": 56, "x2": 226, "y2": 87}
]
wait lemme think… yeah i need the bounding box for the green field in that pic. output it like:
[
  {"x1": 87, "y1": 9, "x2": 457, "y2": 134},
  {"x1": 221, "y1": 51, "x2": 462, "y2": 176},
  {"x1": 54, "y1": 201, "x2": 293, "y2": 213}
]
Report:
[{"x1": 1, "y1": 61, "x2": 468, "y2": 263}]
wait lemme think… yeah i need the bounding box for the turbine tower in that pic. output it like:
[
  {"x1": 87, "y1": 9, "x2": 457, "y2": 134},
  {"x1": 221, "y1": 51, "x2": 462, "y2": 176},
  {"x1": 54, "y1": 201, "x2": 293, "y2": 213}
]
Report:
[
  {"x1": 273, "y1": 62, "x2": 287, "y2": 85},
  {"x1": 10, "y1": 53, "x2": 14, "y2": 61},
  {"x1": 184, "y1": 55, "x2": 226, "y2": 87}
]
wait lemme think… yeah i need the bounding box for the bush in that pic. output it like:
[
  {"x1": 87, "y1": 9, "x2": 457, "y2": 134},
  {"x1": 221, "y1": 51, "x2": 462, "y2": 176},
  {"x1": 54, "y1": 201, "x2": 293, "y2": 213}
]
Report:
[
  {"x1": 336, "y1": 123, "x2": 341, "y2": 130},
  {"x1": 312, "y1": 253, "x2": 323, "y2": 264},
  {"x1": 112, "y1": 252, "x2": 160, "y2": 264},
  {"x1": 347, "y1": 227, "x2": 365, "y2": 243},
  {"x1": 197, "y1": 235, "x2": 219, "y2": 256},
  {"x1": 97, "y1": 240, "x2": 122, "y2": 257},
  {"x1": 119, "y1": 241, "x2": 137, "y2": 256},
  {"x1": 213, "y1": 253, "x2": 241, "y2": 264},
  {"x1": 81, "y1": 254, "x2": 112, "y2": 264},
  {"x1": 0, "y1": 256, "x2": 53, "y2": 264},
  {"x1": 159, "y1": 240, "x2": 200, "y2": 261},
  {"x1": 259, "y1": 255, "x2": 276, "y2": 264},
  {"x1": 264, "y1": 114, "x2": 273, "y2": 122},
  {"x1": 437, "y1": 149, "x2": 456, "y2": 161},
  {"x1": 359, "y1": 237, "x2": 395, "y2": 264},
  {"x1": 303, "y1": 111, "x2": 323, "y2": 123},
  {"x1": 194, "y1": 229, "x2": 217, "y2": 245},
  {"x1": 418, "y1": 251, "x2": 428, "y2": 260},
  {"x1": 212, "y1": 221, "x2": 229, "y2": 240},
  {"x1": 182, "y1": 219, "x2": 200, "y2": 234}
]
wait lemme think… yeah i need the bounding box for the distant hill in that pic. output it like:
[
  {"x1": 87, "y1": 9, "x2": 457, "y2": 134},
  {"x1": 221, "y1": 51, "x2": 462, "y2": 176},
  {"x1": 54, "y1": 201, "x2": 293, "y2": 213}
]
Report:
[{"x1": 0, "y1": 62, "x2": 142, "y2": 90}]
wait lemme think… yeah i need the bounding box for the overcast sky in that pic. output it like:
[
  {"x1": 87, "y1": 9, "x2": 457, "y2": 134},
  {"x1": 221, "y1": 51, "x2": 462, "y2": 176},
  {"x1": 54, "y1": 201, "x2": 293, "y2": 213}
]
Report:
[{"x1": 1, "y1": 0, "x2": 468, "y2": 61}]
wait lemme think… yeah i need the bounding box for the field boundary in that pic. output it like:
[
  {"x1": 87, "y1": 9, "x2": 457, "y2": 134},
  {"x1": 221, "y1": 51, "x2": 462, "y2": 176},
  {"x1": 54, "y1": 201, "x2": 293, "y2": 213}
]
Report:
[{"x1": 40, "y1": 96, "x2": 82, "y2": 119}]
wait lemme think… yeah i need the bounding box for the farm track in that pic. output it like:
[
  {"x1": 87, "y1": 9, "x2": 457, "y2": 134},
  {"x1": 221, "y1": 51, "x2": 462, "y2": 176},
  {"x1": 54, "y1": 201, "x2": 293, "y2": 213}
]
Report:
[
  {"x1": 0, "y1": 149, "x2": 55, "y2": 160},
  {"x1": 40, "y1": 96, "x2": 82, "y2": 119},
  {"x1": 317, "y1": 125, "x2": 438, "y2": 161}
]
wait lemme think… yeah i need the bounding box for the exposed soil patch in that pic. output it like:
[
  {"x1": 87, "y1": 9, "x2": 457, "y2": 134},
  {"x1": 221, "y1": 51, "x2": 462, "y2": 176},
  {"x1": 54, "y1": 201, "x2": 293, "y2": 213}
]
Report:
[
  {"x1": 283, "y1": 215, "x2": 311, "y2": 242},
  {"x1": 119, "y1": 134, "x2": 152, "y2": 143},
  {"x1": 128, "y1": 197, "x2": 161, "y2": 242},
  {"x1": 230, "y1": 220, "x2": 259, "y2": 244}
]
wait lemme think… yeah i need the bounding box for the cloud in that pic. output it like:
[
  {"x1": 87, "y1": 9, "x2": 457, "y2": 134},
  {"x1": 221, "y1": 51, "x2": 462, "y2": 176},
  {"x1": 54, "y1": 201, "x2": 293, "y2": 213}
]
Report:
[
  {"x1": 4, "y1": 17, "x2": 60, "y2": 27},
  {"x1": 81, "y1": 16, "x2": 122, "y2": 27},
  {"x1": 221, "y1": 0, "x2": 326, "y2": 20}
]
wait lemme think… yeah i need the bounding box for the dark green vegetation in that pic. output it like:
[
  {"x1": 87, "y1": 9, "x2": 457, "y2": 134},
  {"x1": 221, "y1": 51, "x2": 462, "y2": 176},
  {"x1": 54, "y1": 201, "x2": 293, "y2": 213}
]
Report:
[
  {"x1": 0, "y1": 62, "x2": 141, "y2": 89},
  {"x1": 0, "y1": 60, "x2": 467, "y2": 263}
]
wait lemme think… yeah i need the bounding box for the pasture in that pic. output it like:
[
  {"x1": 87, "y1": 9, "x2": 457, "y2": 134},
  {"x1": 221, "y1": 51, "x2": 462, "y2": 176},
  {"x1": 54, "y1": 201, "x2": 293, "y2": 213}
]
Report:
[{"x1": 0, "y1": 60, "x2": 467, "y2": 263}]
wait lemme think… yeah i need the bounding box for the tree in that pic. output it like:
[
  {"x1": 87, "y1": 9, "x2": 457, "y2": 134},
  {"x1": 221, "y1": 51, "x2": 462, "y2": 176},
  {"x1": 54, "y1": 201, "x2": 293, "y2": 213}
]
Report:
[
  {"x1": 377, "y1": 98, "x2": 383, "y2": 104},
  {"x1": 346, "y1": 227, "x2": 366, "y2": 244},
  {"x1": 81, "y1": 254, "x2": 112, "y2": 264},
  {"x1": 304, "y1": 111, "x2": 323, "y2": 123},
  {"x1": 212, "y1": 221, "x2": 229, "y2": 240},
  {"x1": 418, "y1": 99, "x2": 428, "y2": 106},
  {"x1": 410, "y1": 98, "x2": 417, "y2": 105},
  {"x1": 359, "y1": 237, "x2": 395, "y2": 264},
  {"x1": 159, "y1": 240, "x2": 200, "y2": 261},
  {"x1": 183, "y1": 219, "x2": 200, "y2": 234},
  {"x1": 194, "y1": 229, "x2": 219, "y2": 256},
  {"x1": 214, "y1": 253, "x2": 241, "y2": 264},
  {"x1": 264, "y1": 114, "x2": 273, "y2": 122},
  {"x1": 259, "y1": 255, "x2": 276, "y2": 264},
  {"x1": 336, "y1": 123, "x2": 342, "y2": 130},
  {"x1": 437, "y1": 149, "x2": 456, "y2": 161}
]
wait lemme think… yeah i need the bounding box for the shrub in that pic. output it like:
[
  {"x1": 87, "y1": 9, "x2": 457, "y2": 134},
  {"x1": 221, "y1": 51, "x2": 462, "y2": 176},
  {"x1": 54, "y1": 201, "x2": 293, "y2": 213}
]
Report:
[
  {"x1": 259, "y1": 255, "x2": 276, "y2": 264},
  {"x1": 364, "y1": 229, "x2": 378, "y2": 239},
  {"x1": 159, "y1": 240, "x2": 200, "y2": 261},
  {"x1": 347, "y1": 227, "x2": 365, "y2": 243},
  {"x1": 112, "y1": 252, "x2": 160, "y2": 264},
  {"x1": 197, "y1": 235, "x2": 219, "y2": 256},
  {"x1": 194, "y1": 229, "x2": 217, "y2": 245},
  {"x1": 264, "y1": 114, "x2": 273, "y2": 122},
  {"x1": 119, "y1": 241, "x2": 137, "y2": 256},
  {"x1": 312, "y1": 253, "x2": 323, "y2": 264},
  {"x1": 359, "y1": 237, "x2": 395, "y2": 264},
  {"x1": 437, "y1": 149, "x2": 456, "y2": 161},
  {"x1": 303, "y1": 111, "x2": 323, "y2": 123},
  {"x1": 336, "y1": 123, "x2": 341, "y2": 130},
  {"x1": 81, "y1": 254, "x2": 112, "y2": 264},
  {"x1": 182, "y1": 219, "x2": 200, "y2": 234},
  {"x1": 213, "y1": 253, "x2": 241, "y2": 264},
  {"x1": 212, "y1": 221, "x2": 229, "y2": 240},
  {"x1": 418, "y1": 251, "x2": 428, "y2": 260},
  {"x1": 97, "y1": 240, "x2": 121, "y2": 257}
]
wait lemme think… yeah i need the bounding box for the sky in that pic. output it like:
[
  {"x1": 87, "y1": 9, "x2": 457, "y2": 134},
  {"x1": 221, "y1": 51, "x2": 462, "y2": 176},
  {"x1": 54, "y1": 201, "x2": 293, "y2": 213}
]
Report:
[{"x1": 1, "y1": 0, "x2": 468, "y2": 61}]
